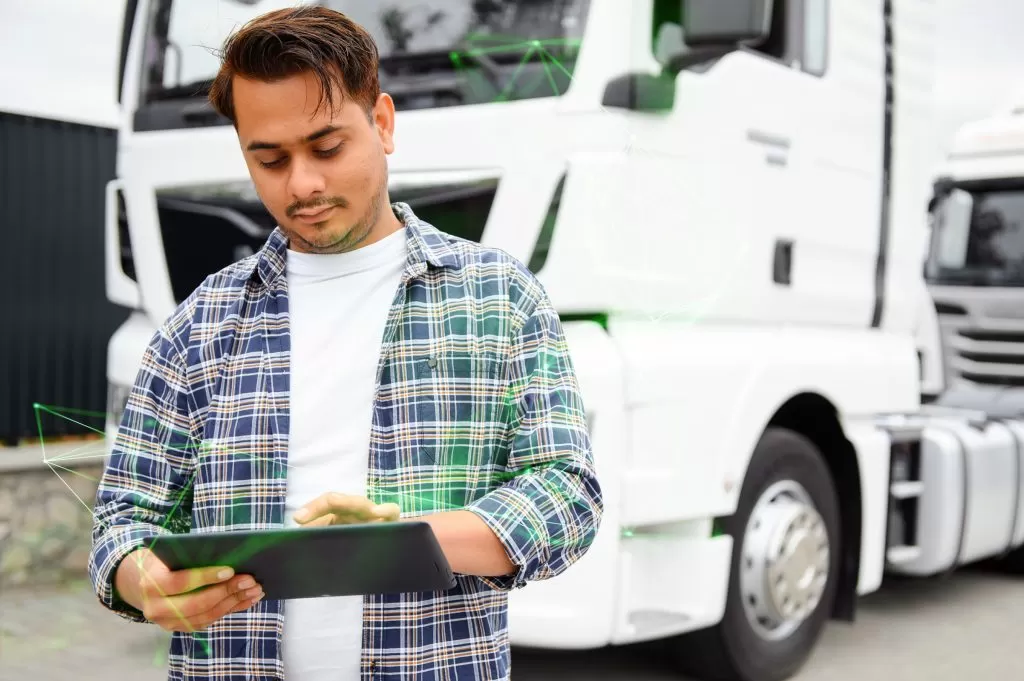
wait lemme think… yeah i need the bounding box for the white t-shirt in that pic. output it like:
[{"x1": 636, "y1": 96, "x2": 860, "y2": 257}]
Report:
[{"x1": 282, "y1": 227, "x2": 408, "y2": 680}]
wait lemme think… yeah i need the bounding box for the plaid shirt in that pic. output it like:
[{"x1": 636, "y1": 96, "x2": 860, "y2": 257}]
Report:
[{"x1": 89, "y1": 203, "x2": 603, "y2": 680}]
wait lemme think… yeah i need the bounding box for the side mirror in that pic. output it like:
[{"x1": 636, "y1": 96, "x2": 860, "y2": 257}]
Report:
[
  {"x1": 930, "y1": 188, "x2": 974, "y2": 270},
  {"x1": 601, "y1": 73, "x2": 676, "y2": 112},
  {"x1": 682, "y1": 0, "x2": 773, "y2": 47},
  {"x1": 600, "y1": 0, "x2": 772, "y2": 112},
  {"x1": 663, "y1": 0, "x2": 773, "y2": 74}
]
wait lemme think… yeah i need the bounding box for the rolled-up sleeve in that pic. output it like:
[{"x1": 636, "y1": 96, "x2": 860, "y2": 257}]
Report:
[
  {"x1": 89, "y1": 327, "x2": 197, "y2": 622},
  {"x1": 465, "y1": 293, "x2": 603, "y2": 591}
]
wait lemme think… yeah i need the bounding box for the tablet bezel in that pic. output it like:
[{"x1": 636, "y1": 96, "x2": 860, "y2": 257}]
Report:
[{"x1": 146, "y1": 521, "x2": 457, "y2": 600}]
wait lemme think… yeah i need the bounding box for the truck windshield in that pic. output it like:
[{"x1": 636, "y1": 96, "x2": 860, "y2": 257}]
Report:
[
  {"x1": 140, "y1": 0, "x2": 589, "y2": 124},
  {"x1": 927, "y1": 183, "x2": 1024, "y2": 287}
]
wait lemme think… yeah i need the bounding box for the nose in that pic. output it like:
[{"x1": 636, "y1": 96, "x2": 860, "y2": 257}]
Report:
[{"x1": 286, "y1": 155, "x2": 327, "y2": 204}]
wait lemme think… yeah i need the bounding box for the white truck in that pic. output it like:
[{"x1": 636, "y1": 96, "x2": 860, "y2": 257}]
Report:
[
  {"x1": 105, "y1": 1, "x2": 1024, "y2": 680},
  {"x1": 927, "y1": 105, "x2": 1024, "y2": 419}
]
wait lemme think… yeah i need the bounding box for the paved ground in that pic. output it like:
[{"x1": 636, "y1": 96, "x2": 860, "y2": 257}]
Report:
[{"x1": 1, "y1": 568, "x2": 1021, "y2": 680}]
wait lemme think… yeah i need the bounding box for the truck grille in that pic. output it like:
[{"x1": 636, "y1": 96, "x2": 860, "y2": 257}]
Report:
[
  {"x1": 157, "y1": 178, "x2": 500, "y2": 304},
  {"x1": 950, "y1": 327, "x2": 1024, "y2": 386}
]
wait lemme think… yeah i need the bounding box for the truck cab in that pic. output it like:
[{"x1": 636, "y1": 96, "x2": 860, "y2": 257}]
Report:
[
  {"x1": 105, "y1": 2, "x2": 1024, "y2": 681},
  {"x1": 927, "y1": 106, "x2": 1024, "y2": 417}
]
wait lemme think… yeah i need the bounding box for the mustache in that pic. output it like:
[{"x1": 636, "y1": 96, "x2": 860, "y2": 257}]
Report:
[{"x1": 286, "y1": 196, "x2": 348, "y2": 218}]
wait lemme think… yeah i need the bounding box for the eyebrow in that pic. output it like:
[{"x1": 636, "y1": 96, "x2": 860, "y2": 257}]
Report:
[{"x1": 246, "y1": 125, "x2": 343, "y2": 152}]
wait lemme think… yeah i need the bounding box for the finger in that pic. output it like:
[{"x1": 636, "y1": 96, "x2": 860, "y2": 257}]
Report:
[
  {"x1": 293, "y1": 492, "x2": 340, "y2": 524},
  {"x1": 186, "y1": 584, "x2": 265, "y2": 629},
  {"x1": 184, "y1": 573, "x2": 264, "y2": 616},
  {"x1": 226, "y1": 588, "x2": 266, "y2": 616},
  {"x1": 294, "y1": 492, "x2": 371, "y2": 525},
  {"x1": 372, "y1": 502, "x2": 401, "y2": 521},
  {"x1": 147, "y1": 569, "x2": 259, "y2": 623},
  {"x1": 163, "y1": 565, "x2": 237, "y2": 596},
  {"x1": 152, "y1": 581, "x2": 254, "y2": 631},
  {"x1": 302, "y1": 513, "x2": 335, "y2": 527},
  {"x1": 326, "y1": 501, "x2": 399, "y2": 524},
  {"x1": 142, "y1": 567, "x2": 259, "y2": 628},
  {"x1": 147, "y1": 582, "x2": 231, "y2": 624}
]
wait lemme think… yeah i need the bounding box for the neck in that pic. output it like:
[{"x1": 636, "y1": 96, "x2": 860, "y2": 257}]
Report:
[{"x1": 358, "y1": 201, "x2": 404, "y2": 249}]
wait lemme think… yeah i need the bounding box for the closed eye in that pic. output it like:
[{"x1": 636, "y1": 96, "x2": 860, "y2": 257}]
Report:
[
  {"x1": 315, "y1": 144, "x2": 342, "y2": 158},
  {"x1": 257, "y1": 143, "x2": 342, "y2": 169},
  {"x1": 258, "y1": 157, "x2": 286, "y2": 169}
]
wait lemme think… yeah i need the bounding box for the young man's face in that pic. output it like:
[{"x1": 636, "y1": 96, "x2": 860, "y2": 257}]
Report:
[{"x1": 232, "y1": 70, "x2": 397, "y2": 254}]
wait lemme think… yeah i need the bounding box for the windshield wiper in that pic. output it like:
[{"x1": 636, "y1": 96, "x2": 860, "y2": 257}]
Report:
[
  {"x1": 380, "y1": 44, "x2": 505, "y2": 88},
  {"x1": 380, "y1": 42, "x2": 564, "y2": 109},
  {"x1": 930, "y1": 267, "x2": 1016, "y2": 286},
  {"x1": 378, "y1": 45, "x2": 513, "y2": 109}
]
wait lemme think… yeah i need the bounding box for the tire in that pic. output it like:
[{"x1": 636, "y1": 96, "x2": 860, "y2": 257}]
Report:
[
  {"x1": 995, "y1": 545, "x2": 1024, "y2": 573},
  {"x1": 670, "y1": 427, "x2": 842, "y2": 681}
]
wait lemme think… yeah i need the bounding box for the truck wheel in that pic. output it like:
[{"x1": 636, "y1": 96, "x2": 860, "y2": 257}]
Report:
[
  {"x1": 996, "y1": 546, "x2": 1024, "y2": 573},
  {"x1": 671, "y1": 427, "x2": 841, "y2": 681}
]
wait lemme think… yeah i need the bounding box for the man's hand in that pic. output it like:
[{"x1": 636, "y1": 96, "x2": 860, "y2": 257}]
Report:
[
  {"x1": 293, "y1": 493, "x2": 401, "y2": 526},
  {"x1": 114, "y1": 547, "x2": 263, "y2": 632}
]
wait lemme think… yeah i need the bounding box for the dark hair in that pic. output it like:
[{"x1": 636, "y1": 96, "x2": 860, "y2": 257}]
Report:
[{"x1": 209, "y1": 6, "x2": 381, "y2": 125}]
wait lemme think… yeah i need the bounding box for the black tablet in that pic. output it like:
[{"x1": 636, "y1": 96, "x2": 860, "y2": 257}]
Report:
[{"x1": 146, "y1": 521, "x2": 457, "y2": 600}]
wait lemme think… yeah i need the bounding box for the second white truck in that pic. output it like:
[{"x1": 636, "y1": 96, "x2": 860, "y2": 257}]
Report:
[
  {"x1": 105, "y1": 1, "x2": 1024, "y2": 680},
  {"x1": 927, "y1": 104, "x2": 1024, "y2": 419}
]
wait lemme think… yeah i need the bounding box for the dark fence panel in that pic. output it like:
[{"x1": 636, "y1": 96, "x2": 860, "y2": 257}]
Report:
[{"x1": 0, "y1": 112, "x2": 128, "y2": 445}]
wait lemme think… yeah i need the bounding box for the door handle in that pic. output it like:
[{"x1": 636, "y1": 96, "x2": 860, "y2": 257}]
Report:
[
  {"x1": 748, "y1": 129, "x2": 790, "y2": 166},
  {"x1": 773, "y1": 239, "x2": 794, "y2": 285},
  {"x1": 747, "y1": 129, "x2": 791, "y2": 149}
]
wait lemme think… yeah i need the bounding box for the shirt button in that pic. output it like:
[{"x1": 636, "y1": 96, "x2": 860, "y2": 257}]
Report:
[{"x1": 427, "y1": 357, "x2": 438, "y2": 369}]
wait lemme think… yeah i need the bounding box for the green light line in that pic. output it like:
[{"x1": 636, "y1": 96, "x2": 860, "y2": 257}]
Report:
[
  {"x1": 462, "y1": 35, "x2": 581, "y2": 49},
  {"x1": 34, "y1": 404, "x2": 107, "y2": 419},
  {"x1": 42, "y1": 439, "x2": 108, "y2": 460},
  {"x1": 44, "y1": 462, "x2": 101, "y2": 515},
  {"x1": 462, "y1": 42, "x2": 536, "y2": 56},
  {"x1": 34, "y1": 400, "x2": 45, "y2": 444},
  {"x1": 538, "y1": 46, "x2": 574, "y2": 80},
  {"x1": 152, "y1": 635, "x2": 169, "y2": 667},
  {"x1": 45, "y1": 461, "x2": 101, "y2": 483},
  {"x1": 538, "y1": 49, "x2": 560, "y2": 97},
  {"x1": 34, "y1": 404, "x2": 106, "y2": 438},
  {"x1": 497, "y1": 45, "x2": 536, "y2": 101},
  {"x1": 44, "y1": 449, "x2": 109, "y2": 463},
  {"x1": 434, "y1": 35, "x2": 584, "y2": 104}
]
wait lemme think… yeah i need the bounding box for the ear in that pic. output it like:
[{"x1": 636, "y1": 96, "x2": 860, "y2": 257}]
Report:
[{"x1": 373, "y1": 93, "x2": 396, "y2": 154}]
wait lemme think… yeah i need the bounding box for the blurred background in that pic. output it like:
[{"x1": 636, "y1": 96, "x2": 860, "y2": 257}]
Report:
[{"x1": 2, "y1": 1, "x2": 1024, "y2": 680}]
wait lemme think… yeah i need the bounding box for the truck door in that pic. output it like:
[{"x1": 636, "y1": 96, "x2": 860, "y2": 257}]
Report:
[
  {"x1": 659, "y1": 0, "x2": 848, "y2": 327},
  {"x1": 735, "y1": 0, "x2": 864, "y2": 327}
]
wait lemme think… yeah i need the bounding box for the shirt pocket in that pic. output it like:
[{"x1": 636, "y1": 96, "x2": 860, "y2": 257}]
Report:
[
  {"x1": 413, "y1": 350, "x2": 507, "y2": 458},
  {"x1": 399, "y1": 350, "x2": 509, "y2": 511}
]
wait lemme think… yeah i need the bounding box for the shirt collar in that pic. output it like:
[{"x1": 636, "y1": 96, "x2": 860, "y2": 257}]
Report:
[{"x1": 250, "y1": 201, "x2": 459, "y2": 288}]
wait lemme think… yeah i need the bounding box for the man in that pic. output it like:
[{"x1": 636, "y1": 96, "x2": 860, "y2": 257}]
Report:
[{"x1": 88, "y1": 5, "x2": 602, "y2": 681}]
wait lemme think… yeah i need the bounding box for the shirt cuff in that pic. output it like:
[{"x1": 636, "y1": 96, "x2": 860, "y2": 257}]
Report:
[
  {"x1": 90, "y1": 523, "x2": 166, "y2": 623},
  {"x1": 463, "y1": 486, "x2": 550, "y2": 592}
]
